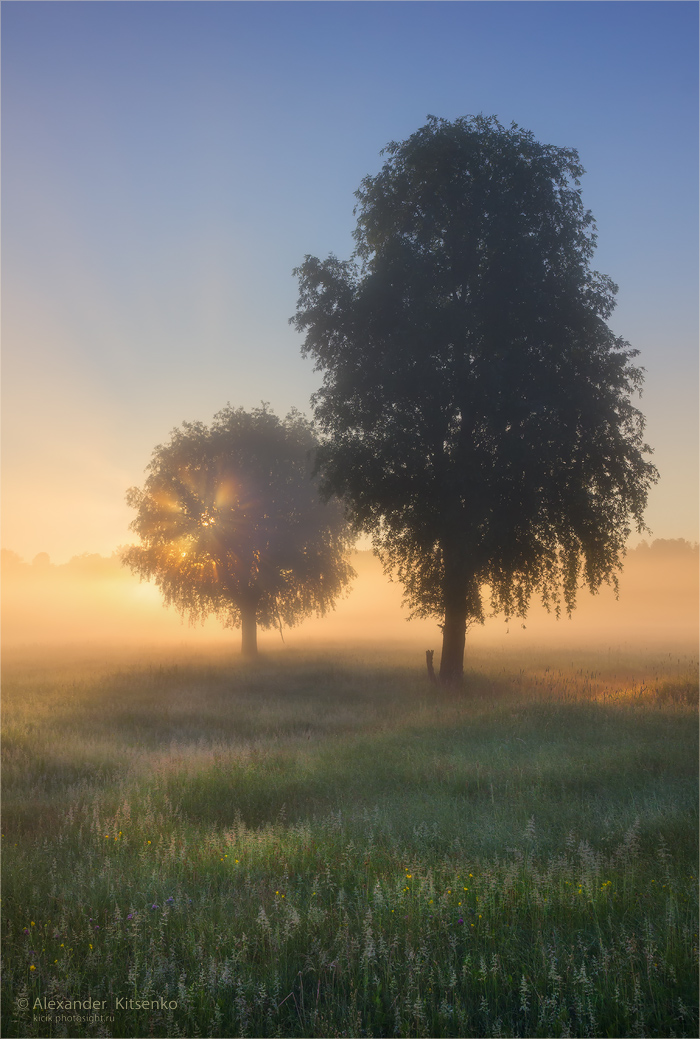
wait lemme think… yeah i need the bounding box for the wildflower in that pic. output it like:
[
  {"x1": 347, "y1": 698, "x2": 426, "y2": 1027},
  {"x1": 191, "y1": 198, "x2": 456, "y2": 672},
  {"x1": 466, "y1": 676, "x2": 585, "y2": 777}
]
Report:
[
  {"x1": 30, "y1": 965, "x2": 35, "y2": 971},
  {"x1": 458, "y1": 918, "x2": 464, "y2": 924},
  {"x1": 151, "y1": 903, "x2": 159, "y2": 910},
  {"x1": 23, "y1": 928, "x2": 29, "y2": 934},
  {"x1": 89, "y1": 944, "x2": 92, "y2": 949},
  {"x1": 166, "y1": 897, "x2": 174, "y2": 903},
  {"x1": 30, "y1": 921, "x2": 35, "y2": 926},
  {"x1": 94, "y1": 925, "x2": 99, "y2": 930},
  {"x1": 60, "y1": 944, "x2": 64, "y2": 947},
  {"x1": 126, "y1": 914, "x2": 133, "y2": 921},
  {"x1": 147, "y1": 840, "x2": 151, "y2": 844}
]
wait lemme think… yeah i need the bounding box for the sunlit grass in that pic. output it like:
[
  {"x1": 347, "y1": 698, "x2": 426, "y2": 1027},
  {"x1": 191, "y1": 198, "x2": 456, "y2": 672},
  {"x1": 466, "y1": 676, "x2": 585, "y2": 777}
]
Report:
[{"x1": 2, "y1": 643, "x2": 697, "y2": 1037}]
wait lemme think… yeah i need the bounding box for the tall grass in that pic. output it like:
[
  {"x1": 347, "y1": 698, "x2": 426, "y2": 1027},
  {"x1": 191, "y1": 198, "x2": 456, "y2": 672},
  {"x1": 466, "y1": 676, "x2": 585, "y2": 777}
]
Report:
[{"x1": 2, "y1": 642, "x2": 697, "y2": 1037}]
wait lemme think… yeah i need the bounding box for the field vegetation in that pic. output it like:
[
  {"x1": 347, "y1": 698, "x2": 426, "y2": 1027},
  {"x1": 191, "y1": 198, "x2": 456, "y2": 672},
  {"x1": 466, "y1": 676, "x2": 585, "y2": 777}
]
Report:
[{"x1": 2, "y1": 641, "x2": 698, "y2": 1037}]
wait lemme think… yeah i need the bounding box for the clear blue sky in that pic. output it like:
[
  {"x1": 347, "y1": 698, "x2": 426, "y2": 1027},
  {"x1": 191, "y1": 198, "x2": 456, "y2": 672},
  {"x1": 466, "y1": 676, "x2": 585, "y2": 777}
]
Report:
[{"x1": 2, "y1": 0, "x2": 698, "y2": 561}]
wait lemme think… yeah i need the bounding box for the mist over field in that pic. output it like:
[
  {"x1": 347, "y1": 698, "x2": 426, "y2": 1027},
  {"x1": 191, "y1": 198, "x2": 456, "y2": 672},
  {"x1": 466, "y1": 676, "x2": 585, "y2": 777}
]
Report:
[
  {"x1": 3, "y1": 575, "x2": 698, "y2": 1039},
  {"x1": 3, "y1": 534, "x2": 697, "y2": 1039},
  {"x1": 2, "y1": 538, "x2": 697, "y2": 655}
]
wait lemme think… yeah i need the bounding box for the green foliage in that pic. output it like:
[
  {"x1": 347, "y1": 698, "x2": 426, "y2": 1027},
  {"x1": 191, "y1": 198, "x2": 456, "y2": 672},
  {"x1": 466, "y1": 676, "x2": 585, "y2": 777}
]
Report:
[
  {"x1": 292, "y1": 116, "x2": 658, "y2": 676},
  {"x1": 123, "y1": 406, "x2": 355, "y2": 643}
]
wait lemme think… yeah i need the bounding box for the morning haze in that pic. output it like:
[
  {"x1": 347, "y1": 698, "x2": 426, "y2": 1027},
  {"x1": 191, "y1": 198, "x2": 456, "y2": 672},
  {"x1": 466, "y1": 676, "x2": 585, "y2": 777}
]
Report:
[
  {"x1": 2, "y1": 540, "x2": 698, "y2": 655},
  {"x1": 2, "y1": 3, "x2": 697, "y2": 1038}
]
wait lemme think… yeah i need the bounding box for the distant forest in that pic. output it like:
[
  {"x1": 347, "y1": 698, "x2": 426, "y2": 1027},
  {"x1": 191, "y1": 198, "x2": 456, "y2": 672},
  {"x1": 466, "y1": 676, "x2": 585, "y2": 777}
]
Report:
[{"x1": 2, "y1": 538, "x2": 698, "y2": 580}]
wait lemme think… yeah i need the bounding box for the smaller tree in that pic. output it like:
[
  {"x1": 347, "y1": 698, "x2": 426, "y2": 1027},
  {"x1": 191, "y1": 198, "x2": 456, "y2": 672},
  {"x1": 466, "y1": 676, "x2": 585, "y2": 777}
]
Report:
[{"x1": 123, "y1": 405, "x2": 355, "y2": 657}]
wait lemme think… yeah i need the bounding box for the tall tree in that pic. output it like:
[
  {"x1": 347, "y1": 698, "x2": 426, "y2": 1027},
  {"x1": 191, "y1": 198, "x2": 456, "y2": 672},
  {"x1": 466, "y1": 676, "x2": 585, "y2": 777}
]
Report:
[
  {"x1": 292, "y1": 115, "x2": 657, "y2": 684},
  {"x1": 123, "y1": 405, "x2": 355, "y2": 657}
]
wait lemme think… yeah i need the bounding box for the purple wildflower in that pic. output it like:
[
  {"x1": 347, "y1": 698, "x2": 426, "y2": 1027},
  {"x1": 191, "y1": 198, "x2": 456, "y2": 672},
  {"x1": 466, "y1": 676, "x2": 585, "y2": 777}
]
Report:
[
  {"x1": 127, "y1": 914, "x2": 133, "y2": 920},
  {"x1": 458, "y1": 918, "x2": 464, "y2": 924}
]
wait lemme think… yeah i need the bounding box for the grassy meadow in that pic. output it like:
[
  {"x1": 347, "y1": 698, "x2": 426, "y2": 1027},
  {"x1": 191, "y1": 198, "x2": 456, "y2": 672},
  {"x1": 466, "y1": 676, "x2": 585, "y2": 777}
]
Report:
[{"x1": 1, "y1": 640, "x2": 698, "y2": 1038}]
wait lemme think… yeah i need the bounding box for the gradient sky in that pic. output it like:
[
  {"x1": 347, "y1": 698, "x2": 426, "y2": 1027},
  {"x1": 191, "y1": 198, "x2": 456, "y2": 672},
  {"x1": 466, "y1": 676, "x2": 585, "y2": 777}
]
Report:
[{"x1": 2, "y1": 0, "x2": 698, "y2": 563}]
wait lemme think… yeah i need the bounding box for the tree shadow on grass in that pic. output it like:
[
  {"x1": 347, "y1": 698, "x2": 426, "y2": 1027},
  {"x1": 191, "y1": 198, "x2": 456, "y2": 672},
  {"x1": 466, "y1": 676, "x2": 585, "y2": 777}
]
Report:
[{"x1": 3, "y1": 655, "x2": 696, "y2": 855}]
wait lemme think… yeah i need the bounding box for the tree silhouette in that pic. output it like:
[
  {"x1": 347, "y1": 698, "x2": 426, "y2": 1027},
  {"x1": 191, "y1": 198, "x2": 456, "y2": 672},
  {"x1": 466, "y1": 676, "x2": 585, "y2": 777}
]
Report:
[
  {"x1": 123, "y1": 405, "x2": 355, "y2": 657},
  {"x1": 292, "y1": 115, "x2": 658, "y2": 684}
]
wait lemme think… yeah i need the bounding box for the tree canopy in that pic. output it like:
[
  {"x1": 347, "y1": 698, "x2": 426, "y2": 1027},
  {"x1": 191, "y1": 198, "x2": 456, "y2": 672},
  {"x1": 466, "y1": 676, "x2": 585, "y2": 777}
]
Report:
[
  {"x1": 292, "y1": 115, "x2": 658, "y2": 683},
  {"x1": 123, "y1": 405, "x2": 355, "y2": 657}
]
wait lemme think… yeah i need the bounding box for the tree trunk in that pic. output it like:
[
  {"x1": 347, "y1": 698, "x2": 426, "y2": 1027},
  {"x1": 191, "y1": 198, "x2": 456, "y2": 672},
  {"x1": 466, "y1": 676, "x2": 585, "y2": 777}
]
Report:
[
  {"x1": 439, "y1": 602, "x2": 469, "y2": 686},
  {"x1": 240, "y1": 601, "x2": 258, "y2": 659},
  {"x1": 439, "y1": 540, "x2": 479, "y2": 686}
]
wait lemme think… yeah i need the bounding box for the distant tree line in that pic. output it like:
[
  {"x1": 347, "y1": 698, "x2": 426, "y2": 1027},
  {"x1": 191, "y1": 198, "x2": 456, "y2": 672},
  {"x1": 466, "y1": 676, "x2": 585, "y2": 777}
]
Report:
[{"x1": 3, "y1": 537, "x2": 696, "y2": 582}]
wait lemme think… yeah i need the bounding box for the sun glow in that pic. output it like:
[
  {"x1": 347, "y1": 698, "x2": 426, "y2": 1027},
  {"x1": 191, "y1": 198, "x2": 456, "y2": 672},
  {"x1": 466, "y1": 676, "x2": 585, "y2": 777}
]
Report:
[
  {"x1": 153, "y1": 490, "x2": 181, "y2": 512},
  {"x1": 214, "y1": 479, "x2": 238, "y2": 509},
  {"x1": 0, "y1": 540, "x2": 696, "y2": 650}
]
